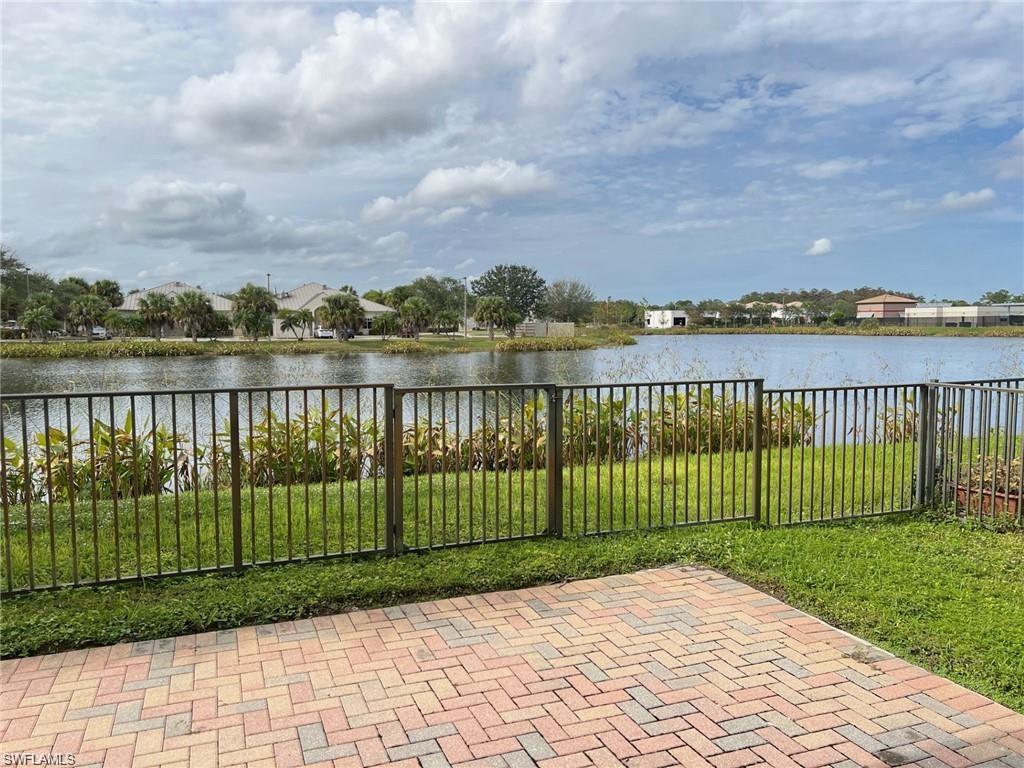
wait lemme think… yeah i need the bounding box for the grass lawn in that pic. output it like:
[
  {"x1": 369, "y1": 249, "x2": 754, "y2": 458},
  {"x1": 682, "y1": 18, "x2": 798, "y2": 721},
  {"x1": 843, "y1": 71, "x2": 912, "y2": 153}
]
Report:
[
  {"x1": 1, "y1": 442, "x2": 918, "y2": 590},
  {"x1": 1, "y1": 514, "x2": 1021, "y2": 713}
]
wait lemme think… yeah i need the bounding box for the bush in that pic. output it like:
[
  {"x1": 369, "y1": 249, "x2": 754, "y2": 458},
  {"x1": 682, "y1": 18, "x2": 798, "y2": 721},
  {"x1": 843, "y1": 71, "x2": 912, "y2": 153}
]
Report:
[
  {"x1": 380, "y1": 340, "x2": 431, "y2": 354},
  {"x1": 494, "y1": 337, "x2": 599, "y2": 352}
]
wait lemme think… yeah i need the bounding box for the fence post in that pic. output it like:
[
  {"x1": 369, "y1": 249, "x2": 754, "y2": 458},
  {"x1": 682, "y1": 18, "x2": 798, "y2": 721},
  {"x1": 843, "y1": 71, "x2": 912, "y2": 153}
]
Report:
[
  {"x1": 925, "y1": 379, "x2": 940, "y2": 507},
  {"x1": 752, "y1": 379, "x2": 764, "y2": 525},
  {"x1": 915, "y1": 381, "x2": 934, "y2": 507},
  {"x1": 228, "y1": 391, "x2": 244, "y2": 572},
  {"x1": 546, "y1": 386, "x2": 564, "y2": 537},
  {"x1": 389, "y1": 390, "x2": 405, "y2": 554}
]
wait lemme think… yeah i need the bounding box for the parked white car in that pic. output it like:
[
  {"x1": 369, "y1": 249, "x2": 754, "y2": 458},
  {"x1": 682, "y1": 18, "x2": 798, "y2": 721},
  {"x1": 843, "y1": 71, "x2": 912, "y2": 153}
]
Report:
[
  {"x1": 314, "y1": 326, "x2": 335, "y2": 339},
  {"x1": 91, "y1": 325, "x2": 112, "y2": 340}
]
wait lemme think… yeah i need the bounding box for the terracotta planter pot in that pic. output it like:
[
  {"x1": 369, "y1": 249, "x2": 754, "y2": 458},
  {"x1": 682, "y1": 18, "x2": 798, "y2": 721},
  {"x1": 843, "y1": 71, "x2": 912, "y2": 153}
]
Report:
[{"x1": 950, "y1": 483, "x2": 1020, "y2": 518}]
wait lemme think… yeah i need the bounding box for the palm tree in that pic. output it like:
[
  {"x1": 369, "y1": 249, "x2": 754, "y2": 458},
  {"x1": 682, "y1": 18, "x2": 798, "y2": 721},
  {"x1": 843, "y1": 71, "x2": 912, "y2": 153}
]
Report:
[
  {"x1": 319, "y1": 293, "x2": 364, "y2": 341},
  {"x1": 139, "y1": 293, "x2": 174, "y2": 339},
  {"x1": 278, "y1": 308, "x2": 314, "y2": 340},
  {"x1": 371, "y1": 312, "x2": 400, "y2": 339},
  {"x1": 173, "y1": 291, "x2": 215, "y2": 342},
  {"x1": 473, "y1": 296, "x2": 508, "y2": 340},
  {"x1": 102, "y1": 310, "x2": 126, "y2": 337},
  {"x1": 20, "y1": 306, "x2": 56, "y2": 341},
  {"x1": 433, "y1": 308, "x2": 460, "y2": 338},
  {"x1": 67, "y1": 294, "x2": 110, "y2": 340},
  {"x1": 400, "y1": 297, "x2": 432, "y2": 339},
  {"x1": 232, "y1": 284, "x2": 278, "y2": 341}
]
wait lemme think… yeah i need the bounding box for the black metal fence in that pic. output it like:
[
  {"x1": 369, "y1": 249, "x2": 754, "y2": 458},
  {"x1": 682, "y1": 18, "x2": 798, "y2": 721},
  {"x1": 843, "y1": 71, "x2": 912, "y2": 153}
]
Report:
[{"x1": 1, "y1": 377, "x2": 1020, "y2": 594}]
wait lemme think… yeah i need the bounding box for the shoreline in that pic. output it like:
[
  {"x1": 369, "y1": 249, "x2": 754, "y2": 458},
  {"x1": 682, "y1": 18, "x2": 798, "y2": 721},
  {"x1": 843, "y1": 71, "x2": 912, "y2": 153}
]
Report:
[
  {"x1": 0, "y1": 324, "x2": 1019, "y2": 360},
  {"x1": 639, "y1": 325, "x2": 1023, "y2": 338},
  {"x1": 0, "y1": 332, "x2": 635, "y2": 360}
]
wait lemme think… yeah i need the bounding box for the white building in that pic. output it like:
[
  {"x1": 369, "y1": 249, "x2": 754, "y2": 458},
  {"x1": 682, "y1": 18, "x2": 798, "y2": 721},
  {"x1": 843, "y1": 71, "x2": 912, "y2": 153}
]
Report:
[
  {"x1": 644, "y1": 309, "x2": 688, "y2": 329},
  {"x1": 272, "y1": 283, "x2": 394, "y2": 337},
  {"x1": 904, "y1": 303, "x2": 1024, "y2": 328}
]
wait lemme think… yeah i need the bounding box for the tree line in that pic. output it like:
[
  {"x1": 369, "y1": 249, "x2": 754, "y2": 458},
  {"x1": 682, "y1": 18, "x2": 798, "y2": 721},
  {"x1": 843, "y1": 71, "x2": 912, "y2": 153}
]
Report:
[{"x1": 3, "y1": 246, "x2": 1020, "y2": 340}]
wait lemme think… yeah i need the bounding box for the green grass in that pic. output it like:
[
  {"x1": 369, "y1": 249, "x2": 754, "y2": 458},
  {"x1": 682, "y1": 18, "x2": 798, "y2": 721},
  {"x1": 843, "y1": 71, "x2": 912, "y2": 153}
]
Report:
[
  {"x1": 1, "y1": 443, "x2": 919, "y2": 591},
  {"x1": 2, "y1": 515, "x2": 1021, "y2": 713}
]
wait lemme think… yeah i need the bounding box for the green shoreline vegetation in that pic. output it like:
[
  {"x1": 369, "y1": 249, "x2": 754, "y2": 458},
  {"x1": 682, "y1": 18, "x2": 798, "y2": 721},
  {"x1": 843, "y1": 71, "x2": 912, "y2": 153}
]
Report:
[
  {"x1": 640, "y1": 325, "x2": 1024, "y2": 338},
  {"x1": 0, "y1": 330, "x2": 636, "y2": 359},
  {"x1": 2, "y1": 323, "x2": 1020, "y2": 360}
]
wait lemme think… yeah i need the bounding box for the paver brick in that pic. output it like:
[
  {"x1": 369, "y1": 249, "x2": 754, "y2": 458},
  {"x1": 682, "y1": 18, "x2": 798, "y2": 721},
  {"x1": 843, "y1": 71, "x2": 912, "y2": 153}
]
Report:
[{"x1": 2, "y1": 567, "x2": 1021, "y2": 768}]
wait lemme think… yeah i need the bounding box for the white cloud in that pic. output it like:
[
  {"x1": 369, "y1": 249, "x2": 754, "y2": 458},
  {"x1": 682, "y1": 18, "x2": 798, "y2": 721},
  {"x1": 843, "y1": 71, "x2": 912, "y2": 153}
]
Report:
[
  {"x1": 426, "y1": 206, "x2": 470, "y2": 226},
  {"x1": 936, "y1": 188, "x2": 997, "y2": 211},
  {"x1": 994, "y1": 130, "x2": 1024, "y2": 180},
  {"x1": 805, "y1": 238, "x2": 833, "y2": 256},
  {"x1": 796, "y1": 157, "x2": 871, "y2": 179},
  {"x1": 642, "y1": 218, "x2": 734, "y2": 236},
  {"x1": 361, "y1": 159, "x2": 554, "y2": 221},
  {"x1": 454, "y1": 258, "x2": 476, "y2": 271}
]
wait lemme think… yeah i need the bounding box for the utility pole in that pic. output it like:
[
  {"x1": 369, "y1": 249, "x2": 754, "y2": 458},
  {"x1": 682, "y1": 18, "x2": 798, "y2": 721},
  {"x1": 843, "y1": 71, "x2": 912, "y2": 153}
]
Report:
[
  {"x1": 266, "y1": 273, "x2": 271, "y2": 293},
  {"x1": 463, "y1": 276, "x2": 469, "y2": 338}
]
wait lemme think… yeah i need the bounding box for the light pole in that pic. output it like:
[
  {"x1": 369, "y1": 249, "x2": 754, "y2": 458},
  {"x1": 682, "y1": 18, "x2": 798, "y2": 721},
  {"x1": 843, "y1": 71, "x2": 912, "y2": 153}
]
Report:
[
  {"x1": 25, "y1": 267, "x2": 31, "y2": 298},
  {"x1": 266, "y1": 273, "x2": 271, "y2": 293},
  {"x1": 463, "y1": 276, "x2": 469, "y2": 338}
]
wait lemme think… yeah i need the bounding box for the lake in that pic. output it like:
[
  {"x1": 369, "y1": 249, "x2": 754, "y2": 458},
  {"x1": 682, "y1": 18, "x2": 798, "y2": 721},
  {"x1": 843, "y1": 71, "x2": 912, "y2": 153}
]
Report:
[{"x1": 1, "y1": 334, "x2": 1021, "y2": 394}]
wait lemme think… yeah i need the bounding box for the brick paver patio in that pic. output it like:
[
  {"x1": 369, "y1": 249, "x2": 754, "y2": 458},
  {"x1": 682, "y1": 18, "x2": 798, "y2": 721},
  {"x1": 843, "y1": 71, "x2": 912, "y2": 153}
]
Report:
[{"x1": 2, "y1": 567, "x2": 1022, "y2": 768}]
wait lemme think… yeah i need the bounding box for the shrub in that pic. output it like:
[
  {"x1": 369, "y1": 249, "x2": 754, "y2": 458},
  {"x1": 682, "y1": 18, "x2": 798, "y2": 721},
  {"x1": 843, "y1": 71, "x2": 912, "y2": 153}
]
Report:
[
  {"x1": 494, "y1": 337, "x2": 599, "y2": 352},
  {"x1": 381, "y1": 341, "x2": 431, "y2": 354}
]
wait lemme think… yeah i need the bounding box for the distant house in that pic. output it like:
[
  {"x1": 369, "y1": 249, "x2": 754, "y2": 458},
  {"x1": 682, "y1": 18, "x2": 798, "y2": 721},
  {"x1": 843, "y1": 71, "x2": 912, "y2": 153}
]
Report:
[
  {"x1": 272, "y1": 283, "x2": 394, "y2": 337},
  {"x1": 644, "y1": 310, "x2": 688, "y2": 329},
  {"x1": 121, "y1": 281, "x2": 235, "y2": 336},
  {"x1": 855, "y1": 294, "x2": 917, "y2": 323},
  {"x1": 742, "y1": 301, "x2": 809, "y2": 323},
  {"x1": 904, "y1": 303, "x2": 1024, "y2": 328}
]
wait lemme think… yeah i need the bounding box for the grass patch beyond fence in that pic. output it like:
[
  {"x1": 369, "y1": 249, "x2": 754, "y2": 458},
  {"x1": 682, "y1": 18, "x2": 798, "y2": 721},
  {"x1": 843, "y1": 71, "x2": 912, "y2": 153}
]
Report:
[{"x1": 2, "y1": 515, "x2": 1021, "y2": 713}]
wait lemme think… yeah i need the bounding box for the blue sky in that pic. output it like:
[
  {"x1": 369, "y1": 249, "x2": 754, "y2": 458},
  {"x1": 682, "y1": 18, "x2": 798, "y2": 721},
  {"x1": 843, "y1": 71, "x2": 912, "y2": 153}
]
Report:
[{"x1": 2, "y1": 2, "x2": 1022, "y2": 302}]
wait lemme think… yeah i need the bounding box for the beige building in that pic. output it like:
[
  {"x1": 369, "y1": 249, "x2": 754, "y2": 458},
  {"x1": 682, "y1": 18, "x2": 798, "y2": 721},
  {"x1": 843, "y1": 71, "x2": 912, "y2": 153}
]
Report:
[
  {"x1": 904, "y1": 303, "x2": 1024, "y2": 328},
  {"x1": 121, "y1": 281, "x2": 236, "y2": 337},
  {"x1": 272, "y1": 283, "x2": 394, "y2": 338},
  {"x1": 855, "y1": 293, "x2": 917, "y2": 323}
]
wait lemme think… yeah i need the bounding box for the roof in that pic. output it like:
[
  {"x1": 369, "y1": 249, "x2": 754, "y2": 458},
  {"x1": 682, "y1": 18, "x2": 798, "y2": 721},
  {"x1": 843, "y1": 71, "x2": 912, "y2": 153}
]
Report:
[
  {"x1": 855, "y1": 293, "x2": 917, "y2": 305},
  {"x1": 276, "y1": 283, "x2": 394, "y2": 313},
  {"x1": 121, "y1": 281, "x2": 232, "y2": 312}
]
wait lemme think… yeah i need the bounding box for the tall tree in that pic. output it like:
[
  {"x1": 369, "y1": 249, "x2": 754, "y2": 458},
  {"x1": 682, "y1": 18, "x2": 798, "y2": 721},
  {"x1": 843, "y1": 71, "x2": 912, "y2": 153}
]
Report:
[
  {"x1": 67, "y1": 294, "x2": 110, "y2": 340},
  {"x1": 91, "y1": 279, "x2": 124, "y2": 308},
  {"x1": 319, "y1": 293, "x2": 364, "y2": 341},
  {"x1": 371, "y1": 312, "x2": 400, "y2": 339},
  {"x1": 473, "y1": 296, "x2": 508, "y2": 340},
  {"x1": 543, "y1": 280, "x2": 595, "y2": 323},
  {"x1": 399, "y1": 296, "x2": 432, "y2": 339},
  {"x1": 232, "y1": 284, "x2": 278, "y2": 341},
  {"x1": 139, "y1": 293, "x2": 175, "y2": 339},
  {"x1": 410, "y1": 276, "x2": 464, "y2": 314},
  {"x1": 433, "y1": 308, "x2": 460, "y2": 337},
  {"x1": 471, "y1": 264, "x2": 546, "y2": 318},
  {"x1": 277, "y1": 308, "x2": 314, "y2": 340},
  {"x1": 20, "y1": 306, "x2": 57, "y2": 341},
  {"x1": 173, "y1": 291, "x2": 215, "y2": 342}
]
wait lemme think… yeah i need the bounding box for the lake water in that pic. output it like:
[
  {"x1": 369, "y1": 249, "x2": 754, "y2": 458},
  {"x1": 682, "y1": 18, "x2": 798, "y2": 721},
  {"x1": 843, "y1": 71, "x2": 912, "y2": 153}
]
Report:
[{"x1": 1, "y1": 335, "x2": 1021, "y2": 394}]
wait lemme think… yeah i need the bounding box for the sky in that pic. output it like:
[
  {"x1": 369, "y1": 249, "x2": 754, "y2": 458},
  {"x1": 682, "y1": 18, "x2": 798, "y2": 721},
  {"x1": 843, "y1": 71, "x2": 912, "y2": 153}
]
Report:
[{"x1": 2, "y1": 2, "x2": 1023, "y2": 303}]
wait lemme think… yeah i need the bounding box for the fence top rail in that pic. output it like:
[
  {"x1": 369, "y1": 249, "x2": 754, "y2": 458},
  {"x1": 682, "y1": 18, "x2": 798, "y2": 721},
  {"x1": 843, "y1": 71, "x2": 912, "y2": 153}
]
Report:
[
  {"x1": 934, "y1": 382, "x2": 1024, "y2": 395},
  {"x1": 559, "y1": 377, "x2": 760, "y2": 390},
  {"x1": 395, "y1": 383, "x2": 557, "y2": 395},
  {"x1": 763, "y1": 382, "x2": 923, "y2": 395},
  {"x1": 0, "y1": 382, "x2": 396, "y2": 402},
  {"x1": 940, "y1": 377, "x2": 1024, "y2": 386}
]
